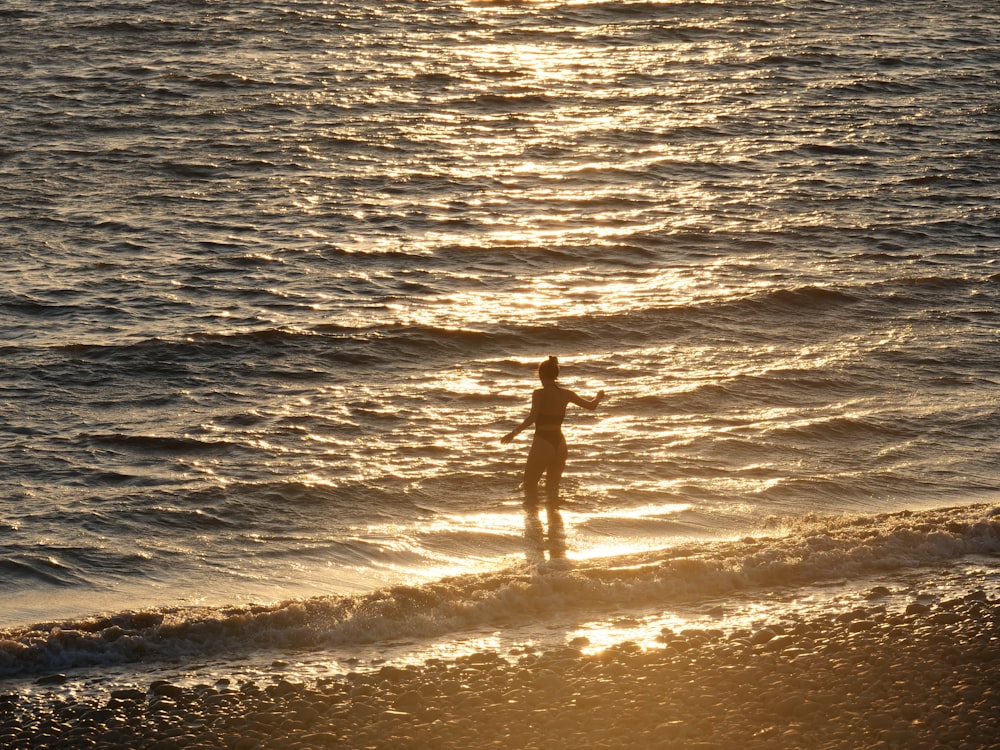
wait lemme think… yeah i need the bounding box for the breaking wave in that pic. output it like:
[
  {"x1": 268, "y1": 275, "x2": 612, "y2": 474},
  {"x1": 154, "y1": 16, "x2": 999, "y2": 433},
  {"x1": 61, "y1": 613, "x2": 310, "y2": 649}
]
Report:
[{"x1": 3, "y1": 504, "x2": 997, "y2": 680}]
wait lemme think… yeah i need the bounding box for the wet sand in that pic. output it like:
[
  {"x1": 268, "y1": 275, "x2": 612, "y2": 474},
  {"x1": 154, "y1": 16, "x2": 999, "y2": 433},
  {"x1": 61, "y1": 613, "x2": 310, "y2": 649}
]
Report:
[{"x1": 4, "y1": 590, "x2": 999, "y2": 749}]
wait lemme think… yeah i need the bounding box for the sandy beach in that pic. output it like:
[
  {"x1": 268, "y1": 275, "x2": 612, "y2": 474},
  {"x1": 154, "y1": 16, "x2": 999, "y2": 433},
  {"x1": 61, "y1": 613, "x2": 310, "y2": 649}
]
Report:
[{"x1": 5, "y1": 585, "x2": 998, "y2": 750}]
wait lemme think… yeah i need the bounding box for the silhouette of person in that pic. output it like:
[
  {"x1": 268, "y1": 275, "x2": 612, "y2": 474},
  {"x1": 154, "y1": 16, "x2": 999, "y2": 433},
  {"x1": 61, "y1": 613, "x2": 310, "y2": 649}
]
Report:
[{"x1": 502, "y1": 356, "x2": 605, "y2": 508}]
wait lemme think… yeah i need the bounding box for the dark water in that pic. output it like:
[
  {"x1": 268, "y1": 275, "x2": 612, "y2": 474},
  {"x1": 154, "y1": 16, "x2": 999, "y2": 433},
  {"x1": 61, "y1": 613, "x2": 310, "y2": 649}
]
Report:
[{"x1": 1, "y1": 0, "x2": 999, "y2": 679}]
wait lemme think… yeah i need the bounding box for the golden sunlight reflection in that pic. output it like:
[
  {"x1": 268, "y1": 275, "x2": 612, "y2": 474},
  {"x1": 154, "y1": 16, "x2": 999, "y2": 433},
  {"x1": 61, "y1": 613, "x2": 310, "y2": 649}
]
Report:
[
  {"x1": 417, "y1": 511, "x2": 525, "y2": 536},
  {"x1": 414, "y1": 502, "x2": 696, "y2": 535},
  {"x1": 567, "y1": 613, "x2": 693, "y2": 655},
  {"x1": 381, "y1": 266, "x2": 722, "y2": 329},
  {"x1": 374, "y1": 589, "x2": 852, "y2": 673},
  {"x1": 566, "y1": 603, "x2": 780, "y2": 657},
  {"x1": 352, "y1": 501, "x2": 711, "y2": 573},
  {"x1": 575, "y1": 502, "x2": 692, "y2": 521}
]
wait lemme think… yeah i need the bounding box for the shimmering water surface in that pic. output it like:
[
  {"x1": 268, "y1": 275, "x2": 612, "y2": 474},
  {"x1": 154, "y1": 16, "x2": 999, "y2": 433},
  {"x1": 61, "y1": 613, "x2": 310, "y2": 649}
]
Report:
[{"x1": 1, "y1": 0, "x2": 999, "y2": 677}]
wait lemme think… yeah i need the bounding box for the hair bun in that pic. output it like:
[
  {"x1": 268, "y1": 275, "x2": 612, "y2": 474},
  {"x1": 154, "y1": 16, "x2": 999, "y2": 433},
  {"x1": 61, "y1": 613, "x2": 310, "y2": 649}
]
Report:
[{"x1": 538, "y1": 356, "x2": 561, "y2": 380}]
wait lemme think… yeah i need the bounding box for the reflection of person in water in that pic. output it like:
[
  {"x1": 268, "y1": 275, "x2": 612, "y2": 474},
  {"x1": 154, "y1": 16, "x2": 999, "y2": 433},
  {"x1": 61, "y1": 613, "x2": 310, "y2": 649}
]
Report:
[
  {"x1": 523, "y1": 504, "x2": 567, "y2": 564},
  {"x1": 502, "y1": 356, "x2": 605, "y2": 508}
]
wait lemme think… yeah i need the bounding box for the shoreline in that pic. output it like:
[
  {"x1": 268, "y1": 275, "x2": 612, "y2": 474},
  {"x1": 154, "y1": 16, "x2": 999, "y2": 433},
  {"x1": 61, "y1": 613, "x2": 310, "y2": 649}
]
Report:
[{"x1": 4, "y1": 585, "x2": 999, "y2": 749}]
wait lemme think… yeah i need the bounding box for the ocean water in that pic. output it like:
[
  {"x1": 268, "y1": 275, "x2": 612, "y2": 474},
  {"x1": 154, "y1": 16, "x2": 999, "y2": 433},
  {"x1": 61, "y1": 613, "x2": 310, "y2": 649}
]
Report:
[{"x1": 2, "y1": 0, "x2": 999, "y2": 684}]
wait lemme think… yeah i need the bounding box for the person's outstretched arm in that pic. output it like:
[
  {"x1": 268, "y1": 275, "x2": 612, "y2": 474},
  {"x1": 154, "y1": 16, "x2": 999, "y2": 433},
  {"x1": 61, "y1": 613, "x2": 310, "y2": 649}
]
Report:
[
  {"x1": 570, "y1": 389, "x2": 605, "y2": 411},
  {"x1": 501, "y1": 391, "x2": 540, "y2": 443}
]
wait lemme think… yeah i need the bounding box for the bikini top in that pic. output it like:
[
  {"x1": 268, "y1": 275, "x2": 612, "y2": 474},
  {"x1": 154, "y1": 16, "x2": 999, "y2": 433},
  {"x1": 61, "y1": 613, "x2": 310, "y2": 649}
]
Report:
[{"x1": 536, "y1": 413, "x2": 564, "y2": 430}]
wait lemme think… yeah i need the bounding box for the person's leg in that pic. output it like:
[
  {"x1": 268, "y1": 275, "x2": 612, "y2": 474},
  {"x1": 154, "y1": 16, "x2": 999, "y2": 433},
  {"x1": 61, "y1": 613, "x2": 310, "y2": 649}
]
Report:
[
  {"x1": 523, "y1": 436, "x2": 553, "y2": 507},
  {"x1": 544, "y1": 439, "x2": 568, "y2": 506}
]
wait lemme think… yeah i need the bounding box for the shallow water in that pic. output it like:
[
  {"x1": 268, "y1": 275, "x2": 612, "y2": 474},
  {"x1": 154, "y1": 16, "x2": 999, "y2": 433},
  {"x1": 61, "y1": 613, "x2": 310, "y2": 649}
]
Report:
[
  {"x1": 2, "y1": 0, "x2": 999, "y2": 680},
  {"x1": 3, "y1": 503, "x2": 1000, "y2": 689}
]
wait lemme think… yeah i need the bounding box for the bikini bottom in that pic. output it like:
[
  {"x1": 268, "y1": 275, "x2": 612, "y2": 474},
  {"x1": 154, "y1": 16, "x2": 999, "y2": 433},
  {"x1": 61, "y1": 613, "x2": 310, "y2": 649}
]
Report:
[{"x1": 535, "y1": 429, "x2": 565, "y2": 450}]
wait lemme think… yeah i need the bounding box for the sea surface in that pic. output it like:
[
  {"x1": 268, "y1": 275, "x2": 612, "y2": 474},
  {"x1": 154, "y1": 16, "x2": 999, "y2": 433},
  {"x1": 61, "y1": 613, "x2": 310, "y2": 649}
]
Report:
[{"x1": 2, "y1": 0, "x2": 999, "y2": 686}]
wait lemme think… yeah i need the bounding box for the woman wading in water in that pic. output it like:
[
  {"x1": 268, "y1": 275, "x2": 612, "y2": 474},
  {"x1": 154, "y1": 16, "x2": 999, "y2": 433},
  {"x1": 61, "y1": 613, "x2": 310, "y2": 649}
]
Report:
[{"x1": 502, "y1": 356, "x2": 605, "y2": 507}]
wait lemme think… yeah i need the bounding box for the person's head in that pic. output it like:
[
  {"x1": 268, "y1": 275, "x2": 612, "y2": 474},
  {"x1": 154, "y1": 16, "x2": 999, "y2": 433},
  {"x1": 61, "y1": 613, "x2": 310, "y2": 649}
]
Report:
[{"x1": 538, "y1": 355, "x2": 560, "y2": 382}]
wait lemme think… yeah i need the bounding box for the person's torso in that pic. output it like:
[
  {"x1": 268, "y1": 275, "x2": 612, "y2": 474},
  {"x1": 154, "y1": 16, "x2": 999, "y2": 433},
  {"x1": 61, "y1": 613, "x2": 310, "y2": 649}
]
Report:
[{"x1": 535, "y1": 385, "x2": 569, "y2": 429}]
